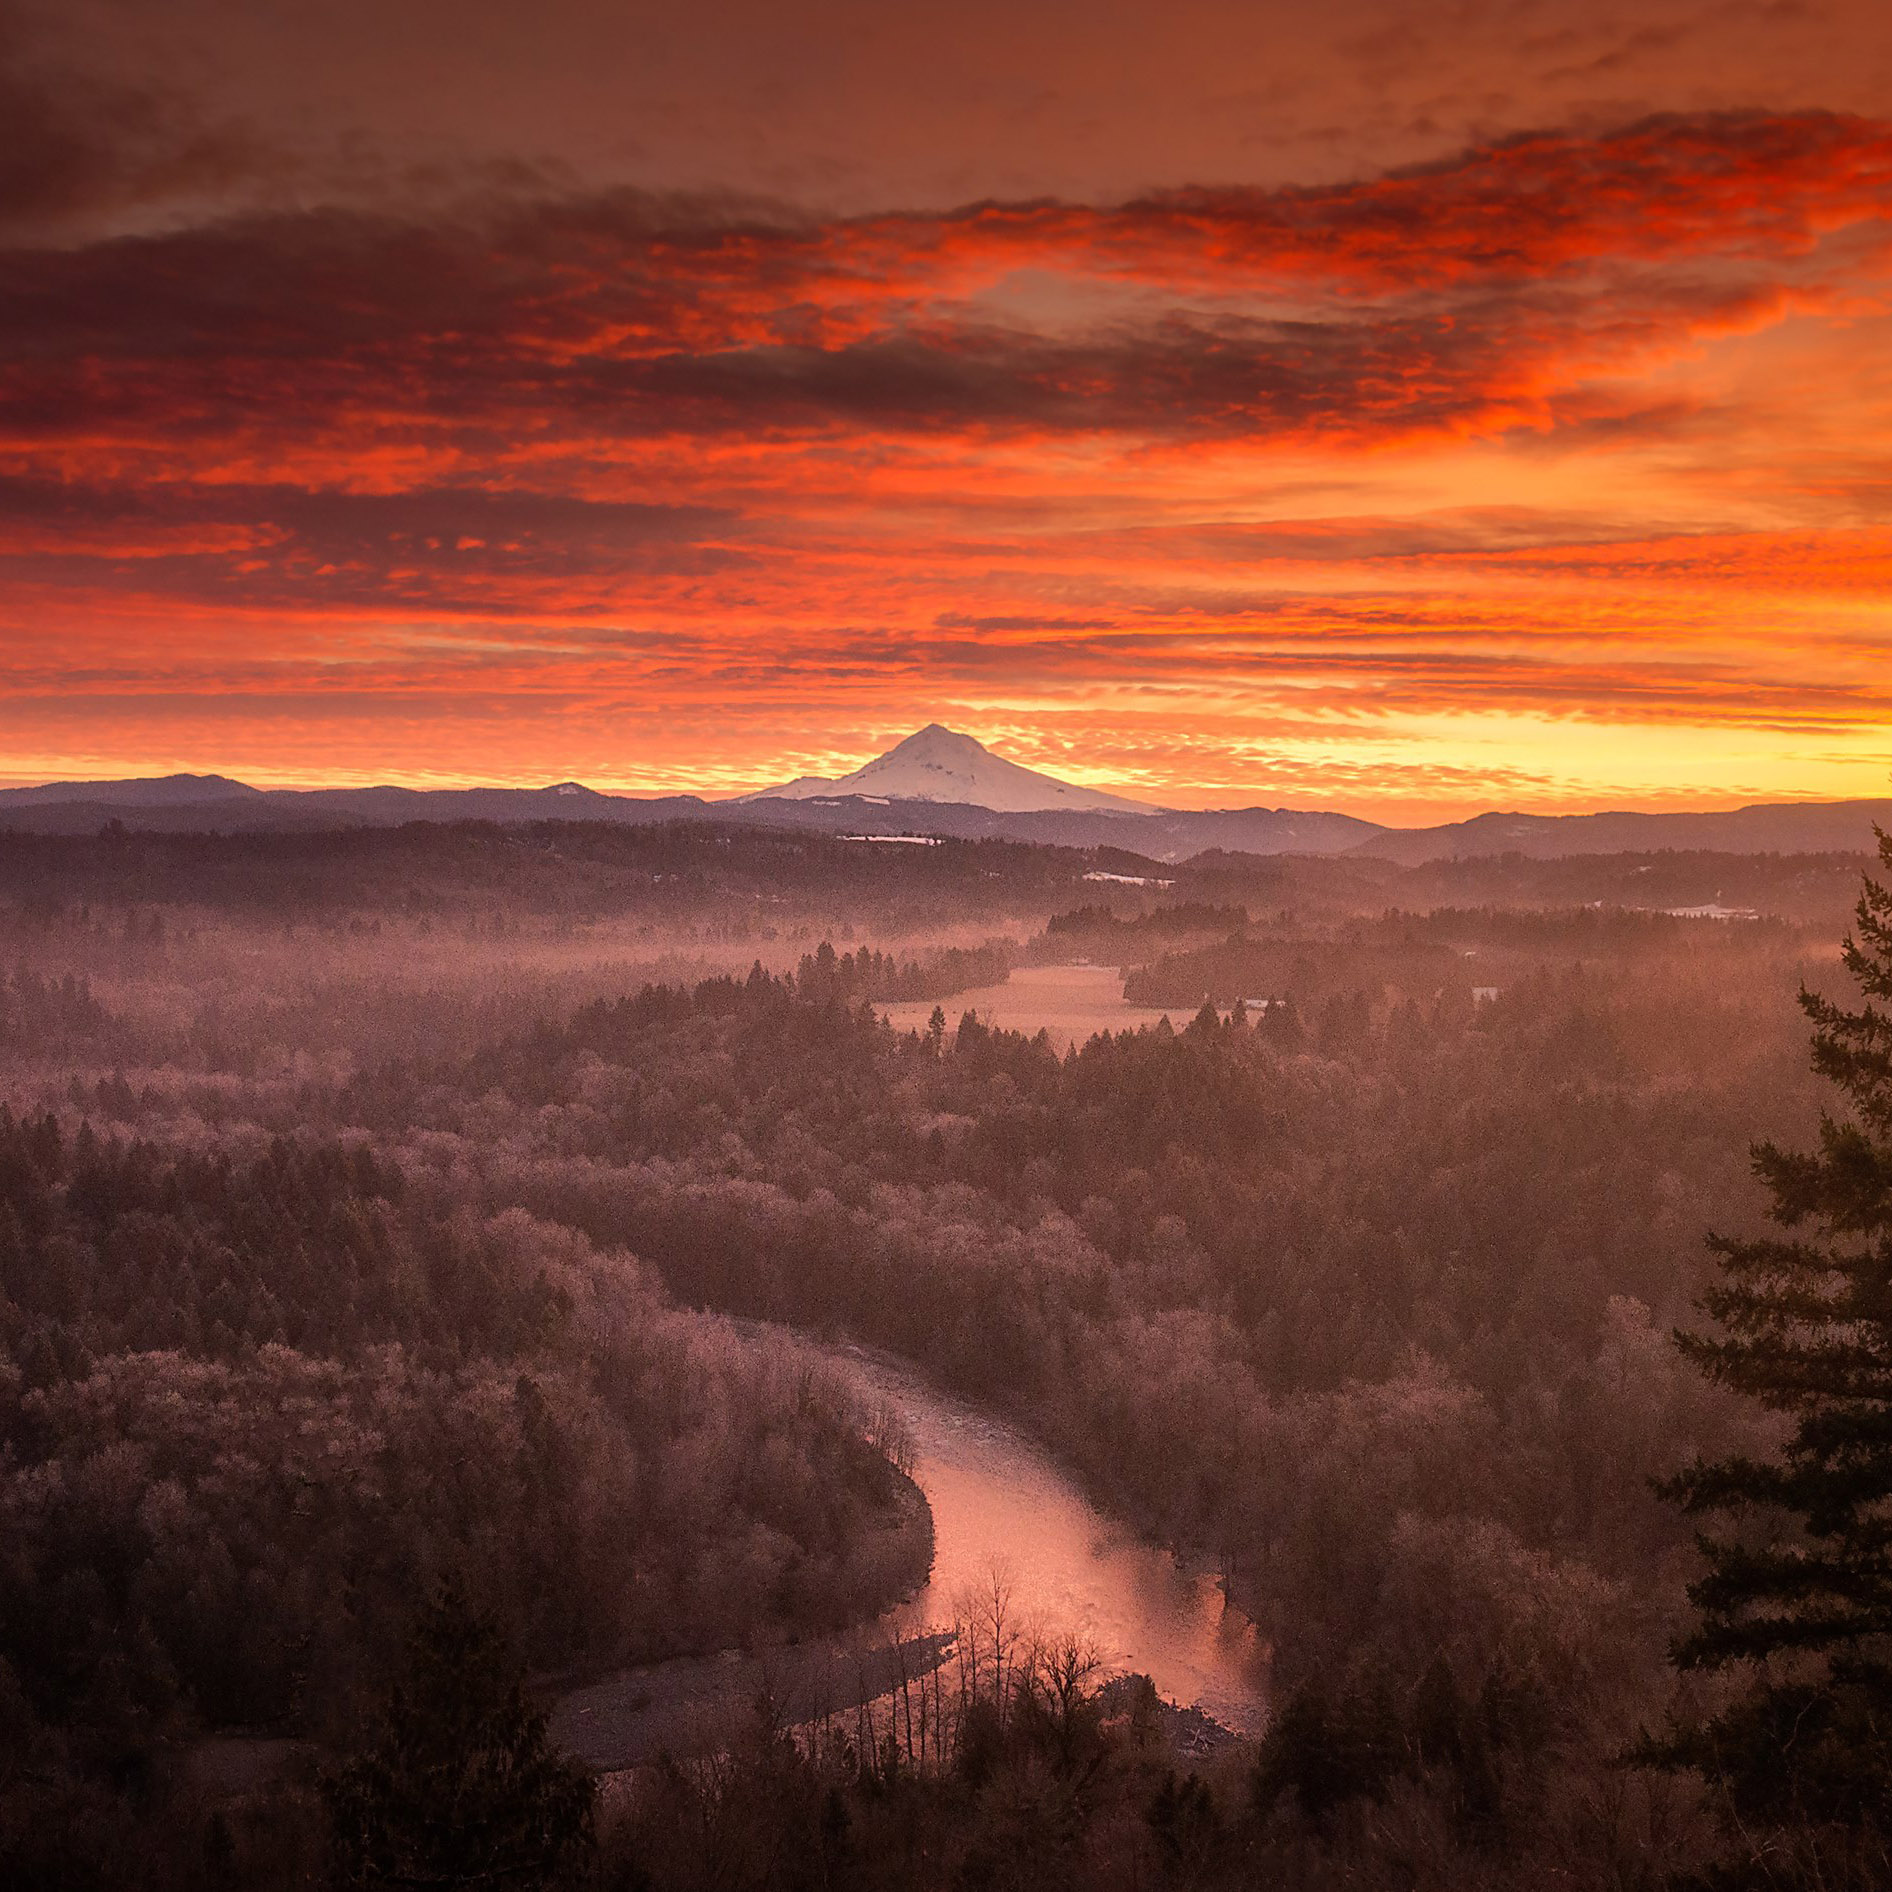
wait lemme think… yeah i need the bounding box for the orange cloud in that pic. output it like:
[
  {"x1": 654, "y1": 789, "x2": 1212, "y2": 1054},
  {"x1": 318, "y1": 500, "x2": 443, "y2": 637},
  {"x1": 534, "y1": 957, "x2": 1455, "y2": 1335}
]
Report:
[{"x1": 0, "y1": 112, "x2": 1889, "y2": 812}]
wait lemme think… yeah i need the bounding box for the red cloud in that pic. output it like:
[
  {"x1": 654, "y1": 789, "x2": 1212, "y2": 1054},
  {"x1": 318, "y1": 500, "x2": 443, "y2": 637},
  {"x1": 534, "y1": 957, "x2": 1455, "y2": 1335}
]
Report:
[
  {"x1": 0, "y1": 111, "x2": 1889, "y2": 804},
  {"x1": 3, "y1": 111, "x2": 1887, "y2": 472}
]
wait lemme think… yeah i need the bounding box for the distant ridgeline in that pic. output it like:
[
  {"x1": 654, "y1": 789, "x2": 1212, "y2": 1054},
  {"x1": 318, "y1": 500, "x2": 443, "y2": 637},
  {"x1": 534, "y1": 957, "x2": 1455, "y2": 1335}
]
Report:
[{"x1": 3, "y1": 756, "x2": 1889, "y2": 864}]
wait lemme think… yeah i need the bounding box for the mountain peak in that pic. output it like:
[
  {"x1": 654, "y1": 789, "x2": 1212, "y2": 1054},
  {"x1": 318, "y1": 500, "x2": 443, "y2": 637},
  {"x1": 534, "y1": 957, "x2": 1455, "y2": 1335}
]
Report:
[
  {"x1": 743, "y1": 725, "x2": 1159, "y2": 815},
  {"x1": 889, "y1": 723, "x2": 984, "y2": 758}
]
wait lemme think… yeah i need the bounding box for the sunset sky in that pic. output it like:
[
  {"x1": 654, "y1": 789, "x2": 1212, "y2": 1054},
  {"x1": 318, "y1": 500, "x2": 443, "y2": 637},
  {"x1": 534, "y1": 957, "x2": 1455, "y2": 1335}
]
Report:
[{"x1": 3, "y1": 0, "x2": 1891, "y2": 817}]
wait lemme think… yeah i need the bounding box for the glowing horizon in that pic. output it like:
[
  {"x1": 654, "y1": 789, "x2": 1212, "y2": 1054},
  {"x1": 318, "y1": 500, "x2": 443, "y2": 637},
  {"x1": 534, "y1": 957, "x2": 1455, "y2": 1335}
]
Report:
[{"x1": 3, "y1": 708, "x2": 1889, "y2": 827}]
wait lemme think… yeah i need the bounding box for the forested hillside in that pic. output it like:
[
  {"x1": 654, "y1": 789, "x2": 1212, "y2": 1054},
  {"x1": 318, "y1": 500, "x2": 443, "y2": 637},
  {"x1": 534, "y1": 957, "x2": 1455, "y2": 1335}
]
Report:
[
  {"x1": 0, "y1": 829, "x2": 1876, "y2": 1886},
  {"x1": 0, "y1": 1108, "x2": 927, "y2": 1882}
]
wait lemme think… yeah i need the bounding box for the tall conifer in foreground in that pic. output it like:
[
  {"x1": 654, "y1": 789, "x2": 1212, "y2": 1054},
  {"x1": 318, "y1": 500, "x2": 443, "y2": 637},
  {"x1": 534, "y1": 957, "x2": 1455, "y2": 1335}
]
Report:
[
  {"x1": 1653, "y1": 830, "x2": 1892, "y2": 1828},
  {"x1": 323, "y1": 1577, "x2": 596, "y2": 1890}
]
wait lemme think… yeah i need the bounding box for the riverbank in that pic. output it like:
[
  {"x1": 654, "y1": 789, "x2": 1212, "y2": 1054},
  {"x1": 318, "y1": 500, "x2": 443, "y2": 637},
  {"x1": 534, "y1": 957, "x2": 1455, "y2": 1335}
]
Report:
[
  {"x1": 189, "y1": 1445, "x2": 935, "y2": 1796},
  {"x1": 823, "y1": 1341, "x2": 1270, "y2": 1738},
  {"x1": 550, "y1": 1327, "x2": 1274, "y2": 1766},
  {"x1": 192, "y1": 1338, "x2": 1267, "y2": 1797},
  {"x1": 546, "y1": 1464, "x2": 938, "y2": 1769},
  {"x1": 551, "y1": 1627, "x2": 956, "y2": 1772}
]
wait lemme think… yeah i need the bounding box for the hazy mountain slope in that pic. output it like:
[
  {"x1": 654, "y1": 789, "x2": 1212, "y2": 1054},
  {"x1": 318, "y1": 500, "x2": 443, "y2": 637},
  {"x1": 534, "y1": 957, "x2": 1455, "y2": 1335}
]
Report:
[
  {"x1": 738, "y1": 795, "x2": 1382, "y2": 860},
  {"x1": 0, "y1": 783, "x2": 719, "y2": 835},
  {"x1": 1, "y1": 763, "x2": 1883, "y2": 864},
  {"x1": 1354, "y1": 800, "x2": 1892, "y2": 864},
  {"x1": 0, "y1": 773, "x2": 263, "y2": 807}
]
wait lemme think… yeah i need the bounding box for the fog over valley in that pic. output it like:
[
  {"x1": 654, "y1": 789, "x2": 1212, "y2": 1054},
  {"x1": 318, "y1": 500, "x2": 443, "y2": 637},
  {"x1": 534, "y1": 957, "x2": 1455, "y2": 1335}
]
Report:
[{"x1": 1, "y1": 800, "x2": 1889, "y2": 1887}]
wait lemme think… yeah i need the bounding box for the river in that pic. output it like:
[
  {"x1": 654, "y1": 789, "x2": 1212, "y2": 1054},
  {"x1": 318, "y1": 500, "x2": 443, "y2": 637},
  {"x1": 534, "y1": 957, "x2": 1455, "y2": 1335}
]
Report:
[
  {"x1": 548, "y1": 1341, "x2": 1269, "y2": 1769},
  {"x1": 842, "y1": 1345, "x2": 1268, "y2": 1732},
  {"x1": 879, "y1": 962, "x2": 1178, "y2": 1053}
]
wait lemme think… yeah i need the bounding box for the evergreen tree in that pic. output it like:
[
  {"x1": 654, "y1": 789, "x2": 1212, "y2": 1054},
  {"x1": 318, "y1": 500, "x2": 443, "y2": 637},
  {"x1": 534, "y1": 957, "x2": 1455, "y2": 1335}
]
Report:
[
  {"x1": 322, "y1": 1577, "x2": 596, "y2": 1890},
  {"x1": 1651, "y1": 830, "x2": 1892, "y2": 1828}
]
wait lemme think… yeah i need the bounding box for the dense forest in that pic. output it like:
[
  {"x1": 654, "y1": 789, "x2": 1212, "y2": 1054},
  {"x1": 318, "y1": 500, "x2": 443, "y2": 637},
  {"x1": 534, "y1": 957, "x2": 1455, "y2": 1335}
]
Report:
[{"x1": 0, "y1": 818, "x2": 1885, "y2": 1886}]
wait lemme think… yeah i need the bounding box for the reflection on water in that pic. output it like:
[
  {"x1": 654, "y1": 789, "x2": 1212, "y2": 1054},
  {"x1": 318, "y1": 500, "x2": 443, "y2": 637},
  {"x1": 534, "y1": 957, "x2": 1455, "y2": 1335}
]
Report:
[
  {"x1": 836, "y1": 1346, "x2": 1270, "y2": 1737},
  {"x1": 880, "y1": 963, "x2": 1177, "y2": 1053},
  {"x1": 550, "y1": 1335, "x2": 1271, "y2": 1768}
]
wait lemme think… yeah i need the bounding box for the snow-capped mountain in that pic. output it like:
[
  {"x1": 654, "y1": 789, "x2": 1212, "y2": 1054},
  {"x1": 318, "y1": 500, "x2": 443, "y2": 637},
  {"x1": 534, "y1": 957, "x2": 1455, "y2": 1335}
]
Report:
[{"x1": 743, "y1": 724, "x2": 1161, "y2": 815}]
